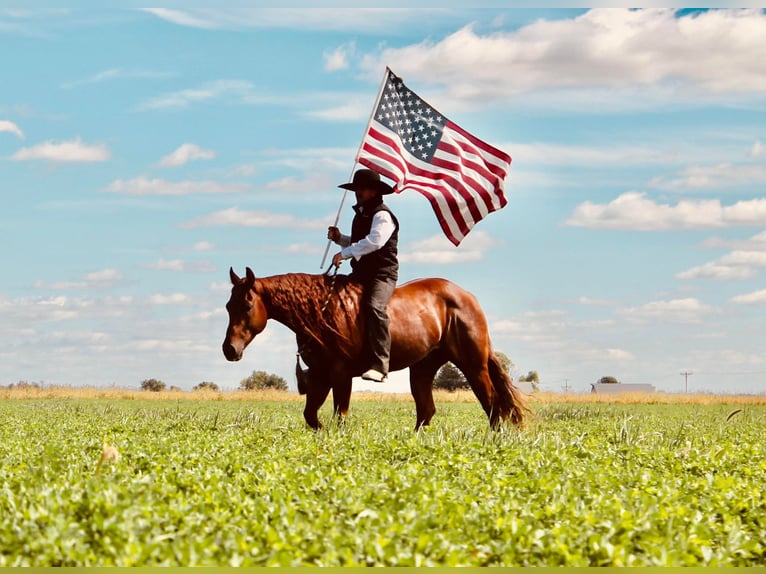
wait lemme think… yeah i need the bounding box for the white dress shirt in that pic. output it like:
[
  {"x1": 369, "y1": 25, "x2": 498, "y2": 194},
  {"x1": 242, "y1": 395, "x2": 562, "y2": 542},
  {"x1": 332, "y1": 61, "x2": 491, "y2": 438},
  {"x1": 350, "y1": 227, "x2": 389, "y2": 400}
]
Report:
[{"x1": 338, "y1": 209, "x2": 395, "y2": 260}]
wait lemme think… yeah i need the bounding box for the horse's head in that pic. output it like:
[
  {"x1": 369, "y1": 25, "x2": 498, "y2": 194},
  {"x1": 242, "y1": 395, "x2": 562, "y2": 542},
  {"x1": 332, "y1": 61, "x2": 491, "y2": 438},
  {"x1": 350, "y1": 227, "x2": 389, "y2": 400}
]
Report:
[{"x1": 222, "y1": 267, "x2": 268, "y2": 361}]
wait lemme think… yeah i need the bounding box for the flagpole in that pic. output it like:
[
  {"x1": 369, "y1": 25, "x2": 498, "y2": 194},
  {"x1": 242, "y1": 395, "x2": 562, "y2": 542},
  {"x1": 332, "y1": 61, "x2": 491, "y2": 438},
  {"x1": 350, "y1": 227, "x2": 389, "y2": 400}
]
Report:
[{"x1": 320, "y1": 67, "x2": 392, "y2": 269}]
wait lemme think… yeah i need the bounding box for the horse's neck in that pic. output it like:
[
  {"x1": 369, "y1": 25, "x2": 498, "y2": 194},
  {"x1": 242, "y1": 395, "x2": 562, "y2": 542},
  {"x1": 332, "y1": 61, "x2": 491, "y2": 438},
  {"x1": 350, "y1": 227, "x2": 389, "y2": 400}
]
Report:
[{"x1": 257, "y1": 274, "x2": 329, "y2": 337}]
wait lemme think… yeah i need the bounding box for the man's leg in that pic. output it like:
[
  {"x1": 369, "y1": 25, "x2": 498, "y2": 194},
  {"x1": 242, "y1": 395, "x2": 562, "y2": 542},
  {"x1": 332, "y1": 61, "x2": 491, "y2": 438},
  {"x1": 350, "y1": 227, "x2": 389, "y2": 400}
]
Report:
[{"x1": 362, "y1": 276, "x2": 396, "y2": 378}]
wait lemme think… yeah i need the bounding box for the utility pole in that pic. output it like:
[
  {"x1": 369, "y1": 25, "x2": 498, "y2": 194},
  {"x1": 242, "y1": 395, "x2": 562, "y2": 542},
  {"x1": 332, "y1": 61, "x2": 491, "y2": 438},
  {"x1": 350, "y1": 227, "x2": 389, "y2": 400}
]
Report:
[
  {"x1": 680, "y1": 371, "x2": 693, "y2": 393},
  {"x1": 562, "y1": 379, "x2": 569, "y2": 393}
]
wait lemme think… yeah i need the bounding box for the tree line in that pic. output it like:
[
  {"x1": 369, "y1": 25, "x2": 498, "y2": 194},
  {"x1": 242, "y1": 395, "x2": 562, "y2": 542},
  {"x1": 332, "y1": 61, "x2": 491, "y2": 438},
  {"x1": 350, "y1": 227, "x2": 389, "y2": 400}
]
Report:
[
  {"x1": 140, "y1": 371, "x2": 289, "y2": 393},
  {"x1": 139, "y1": 350, "x2": 538, "y2": 393}
]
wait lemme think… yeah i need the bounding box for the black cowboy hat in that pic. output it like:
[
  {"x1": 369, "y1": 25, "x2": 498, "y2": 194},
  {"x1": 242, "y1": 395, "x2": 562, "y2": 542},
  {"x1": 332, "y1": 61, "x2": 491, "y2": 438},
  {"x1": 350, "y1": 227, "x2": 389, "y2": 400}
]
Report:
[{"x1": 338, "y1": 168, "x2": 395, "y2": 195}]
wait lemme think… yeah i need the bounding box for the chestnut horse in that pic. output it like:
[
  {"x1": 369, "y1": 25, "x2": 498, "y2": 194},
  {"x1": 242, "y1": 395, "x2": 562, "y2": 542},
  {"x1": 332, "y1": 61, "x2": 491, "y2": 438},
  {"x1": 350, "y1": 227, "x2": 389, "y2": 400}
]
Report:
[{"x1": 223, "y1": 267, "x2": 527, "y2": 430}]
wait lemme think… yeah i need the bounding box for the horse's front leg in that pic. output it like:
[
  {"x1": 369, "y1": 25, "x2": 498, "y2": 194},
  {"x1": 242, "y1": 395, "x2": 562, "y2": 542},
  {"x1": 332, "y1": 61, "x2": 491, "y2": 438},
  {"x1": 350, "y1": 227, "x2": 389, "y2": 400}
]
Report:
[
  {"x1": 303, "y1": 376, "x2": 331, "y2": 430},
  {"x1": 331, "y1": 373, "x2": 353, "y2": 424}
]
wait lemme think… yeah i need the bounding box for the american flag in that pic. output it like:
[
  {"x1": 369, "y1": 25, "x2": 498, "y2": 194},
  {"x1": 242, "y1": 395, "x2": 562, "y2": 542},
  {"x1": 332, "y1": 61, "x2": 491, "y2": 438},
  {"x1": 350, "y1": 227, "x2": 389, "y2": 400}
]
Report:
[{"x1": 357, "y1": 68, "x2": 511, "y2": 246}]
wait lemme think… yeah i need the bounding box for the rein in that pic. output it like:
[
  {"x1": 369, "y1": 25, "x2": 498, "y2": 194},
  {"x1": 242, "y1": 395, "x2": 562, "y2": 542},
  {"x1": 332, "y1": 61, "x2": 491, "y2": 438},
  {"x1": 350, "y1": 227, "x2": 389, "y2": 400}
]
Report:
[
  {"x1": 295, "y1": 263, "x2": 340, "y2": 394},
  {"x1": 320, "y1": 264, "x2": 339, "y2": 314}
]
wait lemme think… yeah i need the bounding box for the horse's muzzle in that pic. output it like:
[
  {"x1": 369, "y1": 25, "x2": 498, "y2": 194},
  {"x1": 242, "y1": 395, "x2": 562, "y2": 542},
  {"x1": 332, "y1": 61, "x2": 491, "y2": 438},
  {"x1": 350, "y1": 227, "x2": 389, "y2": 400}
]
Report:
[{"x1": 222, "y1": 341, "x2": 242, "y2": 362}]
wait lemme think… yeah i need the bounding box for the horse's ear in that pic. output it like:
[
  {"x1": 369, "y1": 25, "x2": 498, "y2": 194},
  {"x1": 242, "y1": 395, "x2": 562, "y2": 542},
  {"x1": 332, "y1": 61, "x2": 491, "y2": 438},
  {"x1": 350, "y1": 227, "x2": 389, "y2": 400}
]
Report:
[
  {"x1": 229, "y1": 267, "x2": 241, "y2": 285},
  {"x1": 245, "y1": 267, "x2": 256, "y2": 287}
]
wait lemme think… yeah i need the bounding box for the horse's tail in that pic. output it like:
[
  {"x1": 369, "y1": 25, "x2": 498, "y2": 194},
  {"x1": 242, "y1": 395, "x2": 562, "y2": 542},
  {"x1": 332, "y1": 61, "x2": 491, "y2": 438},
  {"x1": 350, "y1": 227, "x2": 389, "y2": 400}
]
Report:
[{"x1": 488, "y1": 353, "x2": 528, "y2": 426}]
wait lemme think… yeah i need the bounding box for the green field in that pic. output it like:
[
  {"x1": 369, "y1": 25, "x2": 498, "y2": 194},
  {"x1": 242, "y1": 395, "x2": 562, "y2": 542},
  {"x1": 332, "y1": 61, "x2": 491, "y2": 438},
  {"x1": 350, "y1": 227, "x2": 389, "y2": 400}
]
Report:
[{"x1": 1, "y1": 396, "x2": 765, "y2": 566}]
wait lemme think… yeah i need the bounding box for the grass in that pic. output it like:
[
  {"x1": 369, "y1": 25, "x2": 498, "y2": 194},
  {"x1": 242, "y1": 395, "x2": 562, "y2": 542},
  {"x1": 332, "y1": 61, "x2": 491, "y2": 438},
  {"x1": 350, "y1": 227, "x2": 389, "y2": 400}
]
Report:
[{"x1": 1, "y1": 393, "x2": 765, "y2": 566}]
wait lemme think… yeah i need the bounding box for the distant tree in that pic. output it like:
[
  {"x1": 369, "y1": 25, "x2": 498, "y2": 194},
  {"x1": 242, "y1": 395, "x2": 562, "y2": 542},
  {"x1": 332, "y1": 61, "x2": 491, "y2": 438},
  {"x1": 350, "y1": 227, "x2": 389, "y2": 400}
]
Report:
[
  {"x1": 140, "y1": 378, "x2": 166, "y2": 392},
  {"x1": 598, "y1": 376, "x2": 620, "y2": 385},
  {"x1": 494, "y1": 351, "x2": 514, "y2": 375},
  {"x1": 519, "y1": 370, "x2": 540, "y2": 392},
  {"x1": 169, "y1": 386, "x2": 183, "y2": 392},
  {"x1": 433, "y1": 362, "x2": 469, "y2": 391},
  {"x1": 239, "y1": 370, "x2": 288, "y2": 391},
  {"x1": 193, "y1": 381, "x2": 219, "y2": 392}
]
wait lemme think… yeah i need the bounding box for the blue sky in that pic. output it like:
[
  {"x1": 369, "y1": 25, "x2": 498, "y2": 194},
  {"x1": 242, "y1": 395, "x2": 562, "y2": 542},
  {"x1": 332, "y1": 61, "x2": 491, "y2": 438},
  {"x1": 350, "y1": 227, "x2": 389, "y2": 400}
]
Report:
[{"x1": 3, "y1": 7, "x2": 766, "y2": 394}]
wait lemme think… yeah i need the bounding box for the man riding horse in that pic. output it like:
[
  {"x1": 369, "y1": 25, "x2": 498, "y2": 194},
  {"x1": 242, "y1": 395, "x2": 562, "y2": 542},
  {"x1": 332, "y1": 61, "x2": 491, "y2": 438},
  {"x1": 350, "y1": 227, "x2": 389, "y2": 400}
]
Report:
[
  {"x1": 223, "y1": 170, "x2": 528, "y2": 429},
  {"x1": 327, "y1": 168, "x2": 399, "y2": 384}
]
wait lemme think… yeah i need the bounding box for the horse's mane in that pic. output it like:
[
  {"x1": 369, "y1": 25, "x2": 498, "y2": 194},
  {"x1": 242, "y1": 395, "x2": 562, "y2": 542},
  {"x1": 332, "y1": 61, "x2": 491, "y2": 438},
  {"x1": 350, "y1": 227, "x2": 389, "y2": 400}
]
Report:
[{"x1": 257, "y1": 272, "x2": 362, "y2": 354}]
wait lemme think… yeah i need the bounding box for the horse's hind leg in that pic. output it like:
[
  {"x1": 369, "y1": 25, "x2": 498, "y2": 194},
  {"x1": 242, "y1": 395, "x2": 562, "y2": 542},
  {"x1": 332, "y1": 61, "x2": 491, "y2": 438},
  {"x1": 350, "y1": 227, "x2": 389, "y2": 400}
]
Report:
[
  {"x1": 409, "y1": 354, "x2": 443, "y2": 430},
  {"x1": 332, "y1": 375, "x2": 352, "y2": 424},
  {"x1": 457, "y1": 363, "x2": 498, "y2": 426}
]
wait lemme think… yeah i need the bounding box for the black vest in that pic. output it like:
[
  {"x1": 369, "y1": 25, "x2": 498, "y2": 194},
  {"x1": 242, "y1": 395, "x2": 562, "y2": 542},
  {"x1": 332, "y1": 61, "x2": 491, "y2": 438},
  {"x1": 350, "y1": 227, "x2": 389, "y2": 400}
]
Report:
[{"x1": 349, "y1": 198, "x2": 399, "y2": 282}]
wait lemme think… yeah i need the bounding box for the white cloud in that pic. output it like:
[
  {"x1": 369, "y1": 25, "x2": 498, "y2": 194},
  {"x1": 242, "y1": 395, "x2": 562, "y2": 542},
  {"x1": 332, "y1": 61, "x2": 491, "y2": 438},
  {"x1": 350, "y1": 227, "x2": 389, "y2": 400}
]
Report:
[
  {"x1": 85, "y1": 268, "x2": 121, "y2": 282},
  {"x1": 137, "y1": 79, "x2": 257, "y2": 110},
  {"x1": 566, "y1": 192, "x2": 766, "y2": 231},
  {"x1": 399, "y1": 230, "x2": 496, "y2": 264},
  {"x1": 149, "y1": 293, "x2": 190, "y2": 305},
  {"x1": 577, "y1": 296, "x2": 617, "y2": 306},
  {"x1": 192, "y1": 241, "x2": 215, "y2": 251},
  {"x1": 285, "y1": 242, "x2": 323, "y2": 255},
  {"x1": 137, "y1": 78, "x2": 366, "y2": 123},
  {"x1": 603, "y1": 348, "x2": 635, "y2": 361},
  {"x1": 142, "y1": 8, "x2": 445, "y2": 33},
  {"x1": 141, "y1": 8, "x2": 219, "y2": 29},
  {"x1": 257, "y1": 146, "x2": 352, "y2": 172},
  {"x1": 751, "y1": 140, "x2": 763, "y2": 158},
  {"x1": 677, "y1": 247, "x2": 766, "y2": 281},
  {"x1": 34, "y1": 268, "x2": 124, "y2": 290},
  {"x1": 676, "y1": 262, "x2": 756, "y2": 281},
  {"x1": 618, "y1": 298, "x2": 714, "y2": 323},
  {"x1": 0, "y1": 294, "x2": 123, "y2": 324},
  {"x1": 324, "y1": 42, "x2": 354, "y2": 71},
  {"x1": 700, "y1": 230, "x2": 766, "y2": 251},
  {"x1": 731, "y1": 289, "x2": 766, "y2": 305},
  {"x1": 719, "y1": 250, "x2": 766, "y2": 266},
  {"x1": 262, "y1": 172, "x2": 337, "y2": 193},
  {"x1": 360, "y1": 9, "x2": 766, "y2": 103},
  {"x1": 504, "y1": 141, "x2": 672, "y2": 167},
  {"x1": 304, "y1": 101, "x2": 370, "y2": 122},
  {"x1": 158, "y1": 143, "x2": 216, "y2": 167},
  {"x1": 11, "y1": 138, "x2": 110, "y2": 163},
  {"x1": 60, "y1": 68, "x2": 172, "y2": 89},
  {"x1": 208, "y1": 281, "x2": 232, "y2": 292},
  {"x1": 651, "y1": 163, "x2": 766, "y2": 191},
  {"x1": 145, "y1": 259, "x2": 216, "y2": 272},
  {"x1": 226, "y1": 163, "x2": 258, "y2": 177},
  {"x1": 104, "y1": 177, "x2": 249, "y2": 196},
  {"x1": 0, "y1": 120, "x2": 24, "y2": 138},
  {"x1": 182, "y1": 207, "x2": 330, "y2": 230}
]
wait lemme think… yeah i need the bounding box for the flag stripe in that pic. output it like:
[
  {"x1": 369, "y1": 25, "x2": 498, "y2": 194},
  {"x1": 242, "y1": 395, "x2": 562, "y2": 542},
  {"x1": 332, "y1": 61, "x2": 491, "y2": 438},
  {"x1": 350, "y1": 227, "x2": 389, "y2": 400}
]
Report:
[
  {"x1": 448, "y1": 120, "x2": 511, "y2": 164},
  {"x1": 358, "y1": 155, "x2": 467, "y2": 243},
  {"x1": 359, "y1": 150, "x2": 471, "y2": 243},
  {"x1": 433, "y1": 140, "x2": 502, "y2": 213},
  {"x1": 360, "y1": 129, "x2": 473, "y2": 241},
  {"x1": 444, "y1": 124, "x2": 510, "y2": 182},
  {"x1": 368, "y1": 123, "x2": 498, "y2": 226}
]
